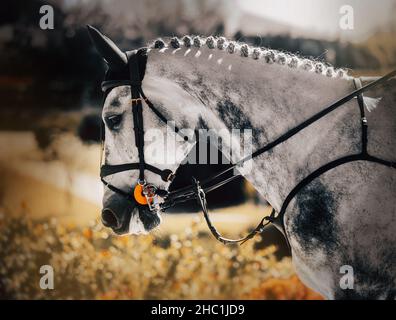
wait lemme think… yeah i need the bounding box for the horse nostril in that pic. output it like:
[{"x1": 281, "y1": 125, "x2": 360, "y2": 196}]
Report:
[{"x1": 101, "y1": 208, "x2": 121, "y2": 229}]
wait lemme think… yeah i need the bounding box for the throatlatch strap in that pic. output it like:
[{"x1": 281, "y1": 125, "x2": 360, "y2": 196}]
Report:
[{"x1": 353, "y1": 78, "x2": 368, "y2": 155}]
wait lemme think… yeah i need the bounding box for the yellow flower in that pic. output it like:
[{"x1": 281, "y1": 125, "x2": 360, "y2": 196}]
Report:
[
  {"x1": 82, "y1": 228, "x2": 93, "y2": 240},
  {"x1": 99, "y1": 249, "x2": 111, "y2": 259}
]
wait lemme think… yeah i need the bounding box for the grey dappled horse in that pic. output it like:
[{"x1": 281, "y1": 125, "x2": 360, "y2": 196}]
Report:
[{"x1": 89, "y1": 28, "x2": 396, "y2": 299}]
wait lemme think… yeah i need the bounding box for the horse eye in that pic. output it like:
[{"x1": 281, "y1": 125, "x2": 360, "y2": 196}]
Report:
[{"x1": 105, "y1": 114, "x2": 122, "y2": 130}]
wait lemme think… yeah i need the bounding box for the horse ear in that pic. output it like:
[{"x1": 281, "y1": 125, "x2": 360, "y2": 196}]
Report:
[{"x1": 87, "y1": 25, "x2": 127, "y2": 71}]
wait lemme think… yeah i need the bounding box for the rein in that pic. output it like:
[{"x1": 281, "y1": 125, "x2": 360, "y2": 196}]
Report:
[{"x1": 99, "y1": 48, "x2": 396, "y2": 245}]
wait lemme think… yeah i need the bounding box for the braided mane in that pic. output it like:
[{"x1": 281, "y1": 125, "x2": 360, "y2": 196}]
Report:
[{"x1": 148, "y1": 35, "x2": 350, "y2": 79}]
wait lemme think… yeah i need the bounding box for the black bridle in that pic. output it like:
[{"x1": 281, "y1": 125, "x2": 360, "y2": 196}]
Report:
[
  {"x1": 100, "y1": 49, "x2": 179, "y2": 210},
  {"x1": 100, "y1": 48, "x2": 396, "y2": 245}
]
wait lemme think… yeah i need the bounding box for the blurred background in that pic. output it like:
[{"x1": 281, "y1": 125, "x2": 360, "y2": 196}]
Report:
[{"x1": 0, "y1": 0, "x2": 395, "y2": 299}]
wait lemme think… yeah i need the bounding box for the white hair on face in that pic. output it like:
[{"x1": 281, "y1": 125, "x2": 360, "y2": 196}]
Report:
[
  {"x1": 148, "y1": 35, "x2": 350, "y2": 79},
  {"x1": 128, "y1": 211, "x2": 148, "y2": 235}
]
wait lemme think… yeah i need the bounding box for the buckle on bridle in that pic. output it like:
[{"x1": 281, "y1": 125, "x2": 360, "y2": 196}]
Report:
[
  {"x1": 167, "y1": 172, "x2": 175, "y2": 182},
  {"x1": 131, "y1": 97, "x2": 147, "y2": 105},
  {"x1": 133, "y1": 182, "x2": 162, "y2": 211},
  {"x1": 142, "y1": 184, "x2": 156, "y2": 198},
  {"x1": 142, "y1": 183, "x2": 160, "y2": 211}
]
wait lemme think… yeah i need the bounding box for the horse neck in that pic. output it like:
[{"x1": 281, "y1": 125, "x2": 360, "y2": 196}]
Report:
[{"x1": 145, "y1": 44, "x2": 359, "y2": 210}]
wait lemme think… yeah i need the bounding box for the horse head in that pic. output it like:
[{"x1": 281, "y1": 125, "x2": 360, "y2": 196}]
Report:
[{"x1": 88, "y1": 26, "x2": 197, "y2": 235}]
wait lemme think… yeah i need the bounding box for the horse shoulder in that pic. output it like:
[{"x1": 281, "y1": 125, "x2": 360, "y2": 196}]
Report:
[{"x1": 284, "y1": 161, "x2": 396, "y2": 299}]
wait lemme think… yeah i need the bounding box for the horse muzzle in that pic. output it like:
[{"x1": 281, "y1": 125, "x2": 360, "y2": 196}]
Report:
[{"x1": 102, "y1": 189, "x2": 162, "y2": 235}]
